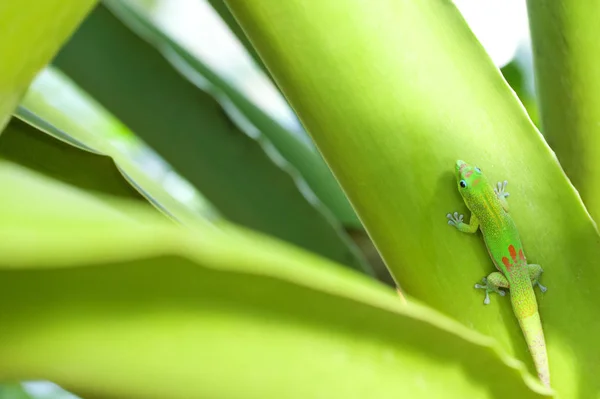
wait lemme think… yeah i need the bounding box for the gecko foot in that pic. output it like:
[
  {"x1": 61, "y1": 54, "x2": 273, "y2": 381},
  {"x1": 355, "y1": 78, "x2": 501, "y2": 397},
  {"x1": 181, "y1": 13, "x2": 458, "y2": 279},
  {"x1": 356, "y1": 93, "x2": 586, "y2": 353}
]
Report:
[
  {"x1": 446, "y1": 212, "x2": 464, "y2": 227},
  {"x1": 474, "y1": 276, "x2": 506, "y2": 305},
  {"x1": 494, "y1": 180, "x2": 510, "y2": 199},
  {"x1": 528, "y1": 264, "x2": 547, "y2": 293},
  {"x1": 537, "y1": 283, "x2": 548, "y2": 293}
]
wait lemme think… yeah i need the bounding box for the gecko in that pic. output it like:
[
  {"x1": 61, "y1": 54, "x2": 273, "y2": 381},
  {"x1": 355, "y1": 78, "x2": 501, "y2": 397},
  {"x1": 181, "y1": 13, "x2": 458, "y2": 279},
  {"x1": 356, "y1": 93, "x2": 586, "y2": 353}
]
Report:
[{"x1": 446, "y1": 160, "x2": 549, "y2": 387}]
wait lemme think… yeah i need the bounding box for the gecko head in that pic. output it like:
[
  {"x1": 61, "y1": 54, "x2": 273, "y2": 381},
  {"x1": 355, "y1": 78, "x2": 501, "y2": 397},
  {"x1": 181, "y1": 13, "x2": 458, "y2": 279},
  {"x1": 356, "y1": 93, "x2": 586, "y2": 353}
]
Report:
[{"x1": 455, "y1": 160, "x2": 488, "y2": 202}]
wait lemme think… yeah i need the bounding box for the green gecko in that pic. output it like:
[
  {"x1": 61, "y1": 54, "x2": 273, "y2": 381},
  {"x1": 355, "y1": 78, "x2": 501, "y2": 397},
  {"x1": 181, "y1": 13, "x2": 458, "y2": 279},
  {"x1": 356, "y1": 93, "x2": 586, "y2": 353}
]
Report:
[{"x1": 446, "y1": 160, "x2": 549, "y2": 387}]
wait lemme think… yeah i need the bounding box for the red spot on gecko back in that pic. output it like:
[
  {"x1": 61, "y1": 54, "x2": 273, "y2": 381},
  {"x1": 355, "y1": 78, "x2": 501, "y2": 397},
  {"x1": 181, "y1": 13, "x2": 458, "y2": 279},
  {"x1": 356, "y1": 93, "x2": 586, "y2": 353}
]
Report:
[
  {"x1": 472, "y1": 178, "x2": 481, "y2": 186},
  {"x1": 518, "y1": 249, "x2": 525, "y2": 261},
  {"x1": 464, "y1": 170, "x2": 473, "y2": 178},
  {"x1": 508, "y1": 245, "x2": 517, "y2": 262},
  {"x1": 502, "y1": 256, "x2": 512, "y2": 271}
]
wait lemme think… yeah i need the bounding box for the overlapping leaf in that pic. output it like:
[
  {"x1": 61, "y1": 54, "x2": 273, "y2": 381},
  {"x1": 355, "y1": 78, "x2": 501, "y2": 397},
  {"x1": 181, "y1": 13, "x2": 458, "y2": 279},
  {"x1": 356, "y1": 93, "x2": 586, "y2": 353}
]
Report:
[{"x1": 52, "y1": 4, "x2": 370, "y2": 273}]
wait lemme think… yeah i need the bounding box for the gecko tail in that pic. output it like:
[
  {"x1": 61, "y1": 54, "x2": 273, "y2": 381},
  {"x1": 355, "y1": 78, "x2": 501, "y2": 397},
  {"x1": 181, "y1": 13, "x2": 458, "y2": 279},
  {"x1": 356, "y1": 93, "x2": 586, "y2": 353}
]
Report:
[{"x1": 519, "y1": 312, "x2": 550, "y2": 387}]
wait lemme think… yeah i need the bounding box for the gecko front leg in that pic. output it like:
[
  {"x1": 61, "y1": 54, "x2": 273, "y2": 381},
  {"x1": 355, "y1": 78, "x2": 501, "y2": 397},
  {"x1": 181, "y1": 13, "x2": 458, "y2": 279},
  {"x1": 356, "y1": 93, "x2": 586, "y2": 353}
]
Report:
[
  {"x1": 495, "y1": 180, "x2": 510, "y2": 212},
  {"x1": 447, "y1": 212, "x2": 480, "y2": 233}
]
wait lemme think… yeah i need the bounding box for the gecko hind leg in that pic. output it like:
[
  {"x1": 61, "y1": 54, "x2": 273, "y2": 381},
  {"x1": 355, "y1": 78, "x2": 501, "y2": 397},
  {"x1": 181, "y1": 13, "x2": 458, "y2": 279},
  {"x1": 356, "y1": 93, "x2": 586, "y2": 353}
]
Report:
[
  {"x1": 528, "y1": 264, "x2": 547, "y2": 293},
  {"x1": 475, "y1": 272, "x2": 509, "y2": 305}
]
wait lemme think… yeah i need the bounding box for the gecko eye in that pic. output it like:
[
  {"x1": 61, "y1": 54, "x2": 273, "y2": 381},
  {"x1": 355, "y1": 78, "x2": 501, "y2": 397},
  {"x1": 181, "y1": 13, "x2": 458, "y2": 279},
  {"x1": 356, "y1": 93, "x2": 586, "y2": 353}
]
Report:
[
  {"x1": 459, "y1": 180, "x2": 467, "y2": 188},
  {"x1": 475, "y1": 167, "x2": 481, "y2": 173}
]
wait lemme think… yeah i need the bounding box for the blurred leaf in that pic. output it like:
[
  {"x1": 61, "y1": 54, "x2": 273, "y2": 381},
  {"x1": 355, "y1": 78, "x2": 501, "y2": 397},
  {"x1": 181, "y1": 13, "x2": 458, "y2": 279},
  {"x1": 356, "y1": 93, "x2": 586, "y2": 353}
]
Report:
[
  {"x1": 0, "y1": 159, "x2": 168, "y2": 229},
  {"x1": 0, "y1": 116, "x2": 146, "y2": 203},
  {"x1": 20, "y1": 382, "x2": 81, "y2": 399},
  {"x1": 500, "y1": 61, "x2": 538, "y2": 127},
  {"x1": 224, "y1": 0, "x2": 600, "y2": 396},
  {"x1": 0, "y1": 162, "x2": 551, "y2": 398},
  {"x1": 52, "y1": 4, "x2": 371, "y2": 273},
  {"x1": 0, "y1": 0, "x2": 96, "y2": 132},
  {"x1": 0, "y1": 383, "x2": 34, "y2": 399},
  {"x1": 19, "y1": 67, "x2": 215, "y2": 226},
  {"x1": 205, "y1": 0, "x2": 269, "y2": 77},
  {"x1": 526, "y1": 2, "x2": 600, "y2": 222},
  {"x1": 108, "y1": 0, "x2": 363, "y2": 230}
]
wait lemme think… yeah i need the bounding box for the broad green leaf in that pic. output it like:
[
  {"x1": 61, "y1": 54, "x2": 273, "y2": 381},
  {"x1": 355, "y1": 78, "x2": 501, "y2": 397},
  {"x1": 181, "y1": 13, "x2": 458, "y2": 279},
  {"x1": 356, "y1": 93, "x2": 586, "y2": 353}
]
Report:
[
  {"x1": 526, "y1": 2, "x2": 600, "y2": 222},
  {"x1": 18, "y1": 67, "x2": 215, "y2": 226},
  {"x1": 52, "y1": 4, "x2": 371, "y2": 274},
  {"x1": 224, "y1": 0, "x2": 600, "y2": 396},
  {"x1": 108, "y1": 0, "x2": 363, "y2": 230},
  {"x1": 0, "y1": 0, "x2": 96, "y2": 131},
  {"x1": 0, "y1": 162, "x2": 551, "y2": 398}
]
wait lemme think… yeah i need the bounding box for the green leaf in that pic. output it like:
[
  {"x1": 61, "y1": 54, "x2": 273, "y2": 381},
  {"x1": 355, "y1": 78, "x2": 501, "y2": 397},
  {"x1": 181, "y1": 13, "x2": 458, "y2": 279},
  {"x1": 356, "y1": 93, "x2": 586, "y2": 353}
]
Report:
[
  {"x1": 223, "y1": 0, "x2": 600, "y2": 396},
  {"x1": 52, "y1": 4, "x2": 371, "y2": 273},
  {"x1": 526, "y1": 2, "x2": 600, "y2": 222},
  {"x1": 0, "y1": 0, "x2": 96, "y2": 131},
  {"x1": 0, "y1": 163, "x2": 551, "y2": 398}
]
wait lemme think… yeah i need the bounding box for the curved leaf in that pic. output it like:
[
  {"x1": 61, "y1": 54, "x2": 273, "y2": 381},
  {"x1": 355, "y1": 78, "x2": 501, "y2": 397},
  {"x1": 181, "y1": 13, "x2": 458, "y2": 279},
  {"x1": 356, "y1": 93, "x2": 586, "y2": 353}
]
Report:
[
  {"x1": 0, "y1": 162, "x2": 551, "y2": 398},
  {"x1": 52, "y1": 4, "x2": 371, "y2": 273},
  {"x1": 18, "y1": 67, "x2": 215, "y2": 226},
  {"x1": 0, "y1": 0, "x2": 96, "y2": 131},
  {"x1": 223, "y1": 0, "x2": 600, "y2": 396},
  {"x1": 0, "y1": 116, "x2": 145, "y2": 204}
]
